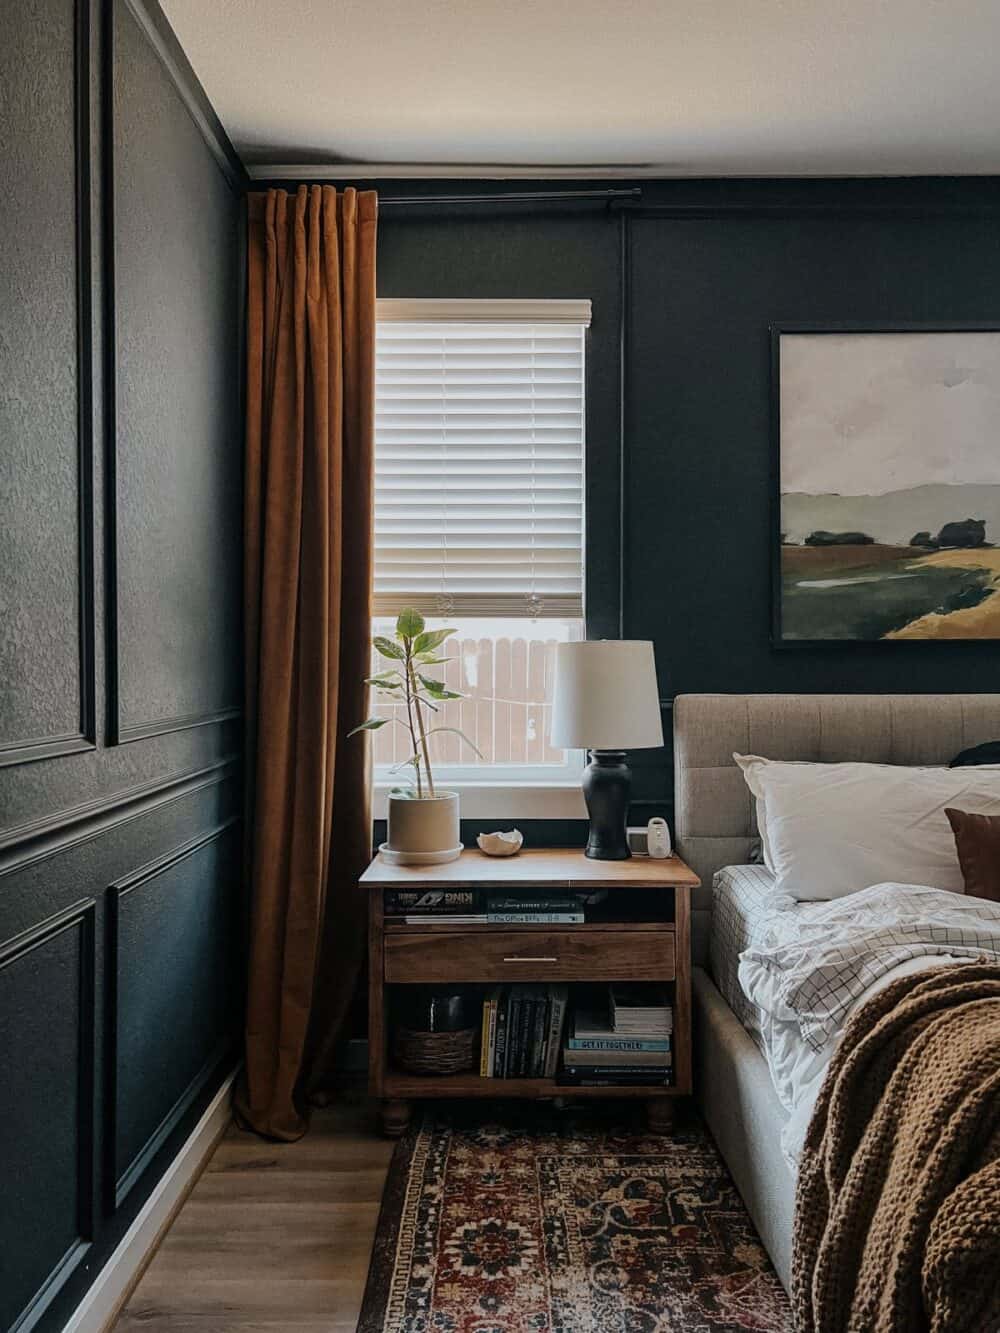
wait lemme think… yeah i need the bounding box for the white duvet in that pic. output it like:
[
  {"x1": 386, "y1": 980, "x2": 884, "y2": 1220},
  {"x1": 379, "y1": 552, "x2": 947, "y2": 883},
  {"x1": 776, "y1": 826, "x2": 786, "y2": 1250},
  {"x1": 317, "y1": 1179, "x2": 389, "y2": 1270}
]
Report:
[{"x1": 737, "y1": 883, "x2": 1000, "y2": 1166}]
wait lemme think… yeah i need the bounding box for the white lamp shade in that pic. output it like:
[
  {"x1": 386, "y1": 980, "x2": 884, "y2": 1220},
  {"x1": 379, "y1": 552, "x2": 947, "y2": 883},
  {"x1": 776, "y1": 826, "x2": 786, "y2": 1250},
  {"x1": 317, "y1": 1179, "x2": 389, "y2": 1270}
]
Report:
[{"x1": 549, "y1": 640, "x2": 664, "y2": 750}]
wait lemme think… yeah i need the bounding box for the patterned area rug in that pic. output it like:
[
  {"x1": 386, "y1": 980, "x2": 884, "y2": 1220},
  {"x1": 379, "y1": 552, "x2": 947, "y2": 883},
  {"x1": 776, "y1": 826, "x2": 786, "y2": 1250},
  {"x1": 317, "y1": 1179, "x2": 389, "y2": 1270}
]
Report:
[{"x1": 359, "y1": 1103, "x2": 792, "y2": 1332}]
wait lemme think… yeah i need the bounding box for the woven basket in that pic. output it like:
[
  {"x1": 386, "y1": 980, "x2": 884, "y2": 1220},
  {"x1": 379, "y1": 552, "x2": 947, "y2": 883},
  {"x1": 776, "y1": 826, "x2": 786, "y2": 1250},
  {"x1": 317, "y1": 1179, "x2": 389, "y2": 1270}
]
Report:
[{"x1": 393, "y1": 1025, "x2": 478, "y2": 1075}]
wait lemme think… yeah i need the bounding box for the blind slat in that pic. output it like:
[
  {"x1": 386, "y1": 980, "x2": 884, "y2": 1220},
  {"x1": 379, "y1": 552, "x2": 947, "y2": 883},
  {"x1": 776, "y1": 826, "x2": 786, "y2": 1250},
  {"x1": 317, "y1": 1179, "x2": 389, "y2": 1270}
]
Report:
[{"x1": 374, "y1": 317, "x2": 585, "y2": 618}]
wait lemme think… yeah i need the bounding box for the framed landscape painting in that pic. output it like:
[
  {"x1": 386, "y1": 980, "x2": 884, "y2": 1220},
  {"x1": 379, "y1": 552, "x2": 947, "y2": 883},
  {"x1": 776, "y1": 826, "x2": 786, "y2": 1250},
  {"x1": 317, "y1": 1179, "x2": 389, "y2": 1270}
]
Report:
[{"x1": 772, "y1": 325, "x2": 1000, "y2": 644}]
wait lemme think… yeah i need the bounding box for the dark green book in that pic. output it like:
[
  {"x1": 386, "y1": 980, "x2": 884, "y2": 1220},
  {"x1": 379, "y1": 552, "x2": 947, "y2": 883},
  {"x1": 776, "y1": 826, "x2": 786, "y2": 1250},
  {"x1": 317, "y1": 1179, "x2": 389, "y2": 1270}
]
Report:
[{"x1": 530, "y1": 993, "x2": 548, "y2": 1077}]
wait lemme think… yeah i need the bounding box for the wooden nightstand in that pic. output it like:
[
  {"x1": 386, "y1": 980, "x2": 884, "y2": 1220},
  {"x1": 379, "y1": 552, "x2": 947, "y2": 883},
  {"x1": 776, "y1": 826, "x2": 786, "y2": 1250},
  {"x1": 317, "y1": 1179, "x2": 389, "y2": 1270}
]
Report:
[{"x1": 363, "y1": 847, "x2": 699, "y2": 1137}]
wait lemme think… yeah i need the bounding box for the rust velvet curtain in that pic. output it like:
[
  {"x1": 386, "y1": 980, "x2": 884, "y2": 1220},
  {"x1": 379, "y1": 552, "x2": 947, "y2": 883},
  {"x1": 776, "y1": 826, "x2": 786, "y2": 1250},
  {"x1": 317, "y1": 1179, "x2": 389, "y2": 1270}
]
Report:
[{"x1": 240, "y1": 185, "x2": 377, "y2": 1139}]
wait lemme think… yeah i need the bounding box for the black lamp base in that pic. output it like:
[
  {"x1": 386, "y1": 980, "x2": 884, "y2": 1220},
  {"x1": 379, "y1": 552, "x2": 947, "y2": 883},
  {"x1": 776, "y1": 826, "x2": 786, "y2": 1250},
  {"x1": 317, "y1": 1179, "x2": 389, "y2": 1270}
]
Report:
[{"x1": 582, "y1": 750, "x2": 631, "y2": 860}]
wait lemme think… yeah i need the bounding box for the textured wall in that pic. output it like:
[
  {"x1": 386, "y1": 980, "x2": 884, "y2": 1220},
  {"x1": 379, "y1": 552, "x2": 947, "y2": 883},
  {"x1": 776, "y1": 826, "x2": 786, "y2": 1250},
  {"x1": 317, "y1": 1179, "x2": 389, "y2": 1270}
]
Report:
[
  {"x1": 0, "y1": 0, "x2": 86, "y2": 763},
  {"x1": 0, "y1": 4, "x2": 244, "y2": 1330}
]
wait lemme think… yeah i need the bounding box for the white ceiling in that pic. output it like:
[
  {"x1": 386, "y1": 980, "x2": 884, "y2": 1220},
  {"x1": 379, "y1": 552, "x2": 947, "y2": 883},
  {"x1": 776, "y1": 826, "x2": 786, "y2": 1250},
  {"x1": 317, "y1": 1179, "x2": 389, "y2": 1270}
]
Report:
[{"x1": 160, "y1": 0, "x2": 1000, "y2": 177}]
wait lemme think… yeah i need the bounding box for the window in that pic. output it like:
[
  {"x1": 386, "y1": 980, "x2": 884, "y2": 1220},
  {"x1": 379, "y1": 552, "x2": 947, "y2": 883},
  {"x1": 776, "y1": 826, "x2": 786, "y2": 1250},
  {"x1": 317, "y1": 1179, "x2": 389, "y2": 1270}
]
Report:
[{"x1": 371, "y1": 299, "x2": 589, "y2": 806}]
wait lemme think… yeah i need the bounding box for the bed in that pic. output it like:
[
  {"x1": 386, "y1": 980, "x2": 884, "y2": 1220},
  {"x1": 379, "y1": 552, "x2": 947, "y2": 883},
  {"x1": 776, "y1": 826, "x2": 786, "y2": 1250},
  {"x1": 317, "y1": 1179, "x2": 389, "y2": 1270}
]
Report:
[{"x1": 673, "y1": 692, "x2": 1000, "y2": 1290}]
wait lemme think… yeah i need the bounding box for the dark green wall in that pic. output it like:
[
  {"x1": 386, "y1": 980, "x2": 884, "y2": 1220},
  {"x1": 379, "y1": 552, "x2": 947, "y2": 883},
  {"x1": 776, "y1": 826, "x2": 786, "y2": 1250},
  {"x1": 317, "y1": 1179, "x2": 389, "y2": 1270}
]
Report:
[
  {"x1": 353, "y1": 179, "x2": 1000, "y2": 820},
  {"x1": 0, "y1": 3, "x2": 245, "y2": 1329}
]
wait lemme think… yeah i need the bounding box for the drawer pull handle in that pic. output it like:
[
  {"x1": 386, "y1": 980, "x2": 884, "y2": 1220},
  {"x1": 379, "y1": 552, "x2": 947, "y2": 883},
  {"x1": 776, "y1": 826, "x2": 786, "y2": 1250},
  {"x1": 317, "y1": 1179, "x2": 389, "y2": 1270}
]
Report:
[{"x1": 503, "y1": 955, "x2": 557, "y2": 963}]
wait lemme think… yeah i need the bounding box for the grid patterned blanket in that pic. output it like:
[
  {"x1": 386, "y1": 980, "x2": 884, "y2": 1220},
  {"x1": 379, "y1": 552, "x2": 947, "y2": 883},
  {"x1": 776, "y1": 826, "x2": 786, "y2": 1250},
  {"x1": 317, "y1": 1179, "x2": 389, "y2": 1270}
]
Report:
[{"x1": 738, "y1": 883, "x2": 1000, "y2": 1050}]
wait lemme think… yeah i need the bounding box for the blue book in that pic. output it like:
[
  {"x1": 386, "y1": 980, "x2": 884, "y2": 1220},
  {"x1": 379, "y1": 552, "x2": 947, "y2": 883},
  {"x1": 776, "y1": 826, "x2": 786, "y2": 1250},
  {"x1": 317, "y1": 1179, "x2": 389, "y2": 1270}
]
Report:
[{"x1": 567, "y1": 1036, "x2": 671, "y2": 1052}]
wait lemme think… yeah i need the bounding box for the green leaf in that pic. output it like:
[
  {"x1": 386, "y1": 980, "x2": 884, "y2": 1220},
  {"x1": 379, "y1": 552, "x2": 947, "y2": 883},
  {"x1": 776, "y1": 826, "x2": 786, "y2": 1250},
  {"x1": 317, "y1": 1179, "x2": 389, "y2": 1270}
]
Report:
[
  {"x1": 347, "y1": 717, "x2": 389, "y2": 738},
  {"x1": 414, "y1": 653, "x2": 452, "y2": 666},
  {"x1": 373, "y1": 635, "x2": 404, "y2": 661},
  {"x1": 365, "y1": 671, "x2": 402, "y2": 690},
  {"x1": 426, "y1": 726, "x2": 485, "y2": 758},
  {"x1": 395, "y1": 609, "x2": 425, "y2": 639},
  {"x1": 419, "y1": 675, "x2": 463, "y2": 700},
  {"x1": 413, "y1": 627, "x2": 455, "y2": 654}
]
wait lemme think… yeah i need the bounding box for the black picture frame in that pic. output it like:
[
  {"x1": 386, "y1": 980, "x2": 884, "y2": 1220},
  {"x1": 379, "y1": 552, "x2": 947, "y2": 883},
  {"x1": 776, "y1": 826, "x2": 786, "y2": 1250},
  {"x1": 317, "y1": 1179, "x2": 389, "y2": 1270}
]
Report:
[{"x1": 770, "y1": 321, "x2": 1000, "y2": 648}]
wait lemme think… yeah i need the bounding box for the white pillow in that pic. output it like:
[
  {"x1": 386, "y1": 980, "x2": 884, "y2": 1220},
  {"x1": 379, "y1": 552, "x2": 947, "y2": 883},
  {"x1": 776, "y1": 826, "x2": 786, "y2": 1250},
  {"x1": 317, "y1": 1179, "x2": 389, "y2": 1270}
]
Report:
[{"x1": 733, "y1": 754, "x2": 1000, "y2": 900}]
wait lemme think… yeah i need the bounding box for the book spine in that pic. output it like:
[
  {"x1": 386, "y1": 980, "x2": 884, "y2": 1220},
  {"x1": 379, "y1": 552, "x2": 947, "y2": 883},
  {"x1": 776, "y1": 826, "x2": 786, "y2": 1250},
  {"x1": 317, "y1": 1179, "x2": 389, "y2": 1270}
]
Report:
[
  {"x1": 537, "y1": 993, "x2": 551, "y2": 1079},
  {"x1": 487, "y1": 897, "x2": 578, "y2": 912},
  {"x1": 562, "y1": 1062, "x2": 672, "y2": 1076},
  {"x1": 515, "y1": 994, "x2": 532, "y2": 1076},
  {"x1": 494, "y1": 990, "x2": 509, "y2": 1078},
  {"x1": 556, "y1": 1074, "x2": 671, "y2": 1087},
  {"x1": 487, "y1": 993, "x2": 500, "y2": 1076},
  {"x1": 567, "y1": 1038, "x2": 672, "y2": 1052},
  {"x1": 479, "y1": 998, "x2": 492, "y2": 1076},
  {"x1": 521, "y1": 995, "x2": 534, "y2": 1077},
  {"x1": 543, "y1": 988, "x2": 567, "y2": 1079},
  {"x1": 401, "y1": 915, "x2": 487, "y2": 925},
  {"x1": 487, "y1": 912, "x2": 584, "y2": 924},
  {"x1": 505, "y1": 992, "x2": 521, "y2": 1077},
  {"x1": 384, "y1": 890, "x2": 480, "y2": 914},
  {"x1": 385, "y1": 904, "x2": 480, "y2": 915},
  {"x1": 509, "y1": 994, "x2": 523, "y2": 1077},
  {"x1": 530, "y1": 996, "x2": 547, "y2": 1077}
]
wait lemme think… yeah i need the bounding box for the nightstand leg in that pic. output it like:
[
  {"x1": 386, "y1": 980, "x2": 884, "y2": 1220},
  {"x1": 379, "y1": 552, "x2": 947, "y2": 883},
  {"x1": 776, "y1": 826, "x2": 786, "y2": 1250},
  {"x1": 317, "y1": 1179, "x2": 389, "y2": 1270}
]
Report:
[
  {"x1": 380, "y1": 1098, "x2": 412, "y2": 1138},
  {"x1": 645, "y1": 1098, "x2": 675, "y2": 1136}
]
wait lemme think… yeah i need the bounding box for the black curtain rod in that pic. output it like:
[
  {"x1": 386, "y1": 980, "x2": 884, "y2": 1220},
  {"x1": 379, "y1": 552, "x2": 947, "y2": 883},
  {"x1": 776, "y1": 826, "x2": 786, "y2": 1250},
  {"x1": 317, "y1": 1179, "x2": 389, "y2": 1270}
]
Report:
[{"x1": 377, "y1": 187, "x2": 643, "y2": 207}]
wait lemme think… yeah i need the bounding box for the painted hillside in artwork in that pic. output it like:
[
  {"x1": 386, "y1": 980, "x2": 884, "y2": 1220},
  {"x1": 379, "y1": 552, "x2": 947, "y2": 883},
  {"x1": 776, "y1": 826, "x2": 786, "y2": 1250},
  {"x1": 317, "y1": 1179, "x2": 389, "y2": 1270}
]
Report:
[{"x1": 778, "y1": 332, "x2": 1000, "y2": 641}]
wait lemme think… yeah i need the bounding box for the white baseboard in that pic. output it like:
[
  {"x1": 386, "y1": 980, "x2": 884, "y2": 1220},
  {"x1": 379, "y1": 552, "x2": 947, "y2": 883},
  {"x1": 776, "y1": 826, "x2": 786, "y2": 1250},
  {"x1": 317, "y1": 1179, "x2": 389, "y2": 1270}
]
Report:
[{"x1": 63, "y1": 1069, "x2": 237, "y2": 1333}]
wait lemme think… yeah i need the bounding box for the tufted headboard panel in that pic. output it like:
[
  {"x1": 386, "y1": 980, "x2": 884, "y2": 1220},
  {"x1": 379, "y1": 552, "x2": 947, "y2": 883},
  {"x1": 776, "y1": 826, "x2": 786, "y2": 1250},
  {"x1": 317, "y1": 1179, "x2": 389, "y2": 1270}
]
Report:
[{"x1": 673, "y1": 693, "x2": 1000, "y2": 963}]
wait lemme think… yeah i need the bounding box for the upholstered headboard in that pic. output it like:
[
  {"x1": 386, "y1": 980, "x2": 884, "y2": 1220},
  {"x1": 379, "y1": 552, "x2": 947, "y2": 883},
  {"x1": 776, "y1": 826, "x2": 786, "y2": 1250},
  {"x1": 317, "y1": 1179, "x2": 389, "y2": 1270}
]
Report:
[{"x1": 673, "y1": 693, "x2": 1000, "y2": 963}]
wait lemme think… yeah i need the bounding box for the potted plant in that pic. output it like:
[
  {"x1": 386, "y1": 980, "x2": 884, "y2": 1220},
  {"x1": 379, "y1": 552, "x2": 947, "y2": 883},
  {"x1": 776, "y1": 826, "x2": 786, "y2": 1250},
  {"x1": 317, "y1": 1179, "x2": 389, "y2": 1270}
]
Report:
[{"x1": 350, "y1": 609, "x2": 481, "y2": 863}]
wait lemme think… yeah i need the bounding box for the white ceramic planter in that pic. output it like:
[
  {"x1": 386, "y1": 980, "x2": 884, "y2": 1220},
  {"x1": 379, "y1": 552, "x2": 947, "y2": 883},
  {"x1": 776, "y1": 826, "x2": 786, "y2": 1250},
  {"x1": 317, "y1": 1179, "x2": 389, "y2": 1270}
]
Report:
[{"x1": 385, "y1": 791, "x2": 461, "y2": 864}]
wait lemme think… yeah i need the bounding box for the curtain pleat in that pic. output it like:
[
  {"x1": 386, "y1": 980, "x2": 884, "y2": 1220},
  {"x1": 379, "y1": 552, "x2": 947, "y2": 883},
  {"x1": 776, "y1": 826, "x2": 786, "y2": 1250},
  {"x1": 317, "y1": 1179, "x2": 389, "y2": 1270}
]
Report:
[{"x1": 239, "y1": 185, "x2": 377, "y2": 1140}]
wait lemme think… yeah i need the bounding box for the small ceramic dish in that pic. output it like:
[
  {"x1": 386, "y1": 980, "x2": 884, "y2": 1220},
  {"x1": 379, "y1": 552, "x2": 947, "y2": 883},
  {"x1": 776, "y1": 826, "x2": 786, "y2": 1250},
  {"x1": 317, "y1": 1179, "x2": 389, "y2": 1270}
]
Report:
[{"x1": 476, "y1": 829, "x2": 523, "y2": 857}]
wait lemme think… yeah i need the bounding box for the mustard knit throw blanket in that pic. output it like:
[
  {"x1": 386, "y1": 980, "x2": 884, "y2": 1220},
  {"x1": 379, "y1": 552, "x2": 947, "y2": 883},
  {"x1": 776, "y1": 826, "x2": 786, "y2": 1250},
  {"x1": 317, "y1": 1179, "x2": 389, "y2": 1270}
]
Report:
[{"x1": 792, "y1": 962, "x2": 1000, "y2": 1333}]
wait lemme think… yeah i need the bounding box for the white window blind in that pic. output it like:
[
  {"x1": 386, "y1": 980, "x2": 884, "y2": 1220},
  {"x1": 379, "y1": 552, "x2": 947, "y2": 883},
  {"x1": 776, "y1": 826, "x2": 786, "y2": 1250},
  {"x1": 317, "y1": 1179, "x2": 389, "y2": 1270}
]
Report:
[{"x1": 373, "y1": 299, "x2": 589, "y2": 618}]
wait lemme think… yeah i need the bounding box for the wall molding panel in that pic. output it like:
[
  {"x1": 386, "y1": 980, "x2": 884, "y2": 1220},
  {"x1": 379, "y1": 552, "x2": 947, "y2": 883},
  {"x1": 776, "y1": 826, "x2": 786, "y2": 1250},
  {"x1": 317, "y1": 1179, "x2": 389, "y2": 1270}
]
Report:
[
  {"x1": 116, "y1": 704, "x2": 243, "y2": 746},
  {"x1": 0, "y1": 755, "x2": 239, "y2": 876},
  {"x1": 103, "y1": 0, "x2": 243, "y2": 749},
  {"x1": 106, "y1": 817, "x2": 240, "y2": 1209},
  {"x1": 0, "y1": 0, "x2": 97, "y2": 771},
  {"x1": 110, "y1": 1042, "x2": 231, "y2": 1209},
  {"x1": 1, "y1": 899, "x2": 96, "y2": 1333}
]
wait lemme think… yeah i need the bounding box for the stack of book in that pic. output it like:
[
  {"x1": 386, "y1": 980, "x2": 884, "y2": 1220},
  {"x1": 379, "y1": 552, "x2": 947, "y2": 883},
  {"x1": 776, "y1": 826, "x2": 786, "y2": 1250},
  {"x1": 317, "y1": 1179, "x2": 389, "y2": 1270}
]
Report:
[
  {"x1": 479, "y1": 985, "x2": 569, "y2": 1078},
  {"x1": 557, "y1": 985, "x2": 673, "y2": 1087},
  {"x1": 384, "y1": 889, "x2": 584, "y2": 925},
  {"x1": 611, "y1": 985, "x2": 673, "y2": 1035},
  {"x1": 485, "y1": 895, "x2": 583, "y2": 924}
]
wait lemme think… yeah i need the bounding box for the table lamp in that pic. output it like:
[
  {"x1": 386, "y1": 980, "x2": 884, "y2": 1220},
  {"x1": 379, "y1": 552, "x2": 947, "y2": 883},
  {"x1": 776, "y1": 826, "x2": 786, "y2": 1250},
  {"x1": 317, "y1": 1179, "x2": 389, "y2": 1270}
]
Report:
[{"x1": 550, "y1": 640, "x2": 664, "y2": 859}]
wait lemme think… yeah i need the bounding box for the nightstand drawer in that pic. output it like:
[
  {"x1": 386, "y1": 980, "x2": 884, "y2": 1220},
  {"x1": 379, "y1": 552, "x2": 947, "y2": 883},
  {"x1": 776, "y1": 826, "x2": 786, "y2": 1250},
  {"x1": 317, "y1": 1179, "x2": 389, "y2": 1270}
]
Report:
[{"x1": 384, "y1": 929, "x2": 675, "y2": 984}]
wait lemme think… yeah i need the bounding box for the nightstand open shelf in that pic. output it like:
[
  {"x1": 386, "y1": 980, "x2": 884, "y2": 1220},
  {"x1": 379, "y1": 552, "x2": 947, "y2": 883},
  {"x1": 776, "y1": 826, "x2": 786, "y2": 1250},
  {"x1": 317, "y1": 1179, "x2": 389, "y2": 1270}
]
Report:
[
  {"x1": 381, "y1": 1072, "x2": 675, "y2": 1099},
  {"x1": 364, "y1": 847, "x2": 699, "y2": 1137}
]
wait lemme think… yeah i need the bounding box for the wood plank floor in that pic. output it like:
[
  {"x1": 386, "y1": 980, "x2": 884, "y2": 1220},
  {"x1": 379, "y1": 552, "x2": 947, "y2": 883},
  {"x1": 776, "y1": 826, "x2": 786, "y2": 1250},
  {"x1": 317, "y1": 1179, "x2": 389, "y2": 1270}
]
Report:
[{"x1": 115, "y1": 1092, "x2": 394, "y2": 1331}]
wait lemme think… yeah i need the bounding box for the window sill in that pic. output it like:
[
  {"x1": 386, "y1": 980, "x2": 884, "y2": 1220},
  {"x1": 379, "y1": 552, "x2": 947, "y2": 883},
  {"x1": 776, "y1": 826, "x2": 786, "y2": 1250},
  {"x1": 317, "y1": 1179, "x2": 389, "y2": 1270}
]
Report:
[{"x1": 372, "y1": 780, "x2": 586, "y2": 821}]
